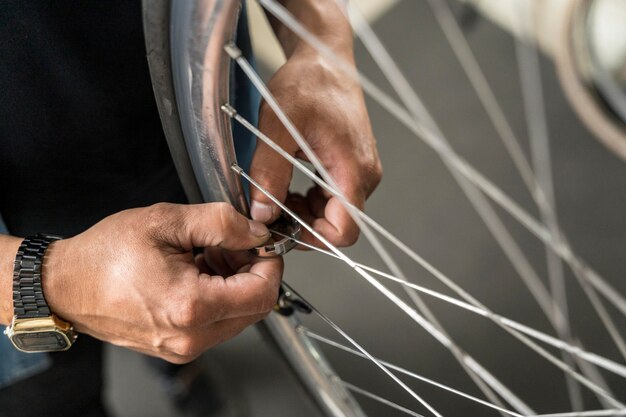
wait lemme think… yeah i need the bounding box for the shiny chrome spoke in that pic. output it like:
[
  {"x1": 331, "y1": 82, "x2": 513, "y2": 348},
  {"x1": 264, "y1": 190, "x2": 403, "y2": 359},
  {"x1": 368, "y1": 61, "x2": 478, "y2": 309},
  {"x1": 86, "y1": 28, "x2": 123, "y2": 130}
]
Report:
[
  {"x1": 224, "y1": 42, "x2": 528, "y2": 413},
  {"x1": 342, "y1": 382, "x2": 427, "y2": 417},
  {"x1": 224, "y1": 105, "x2": 626, "y2": 384},
  {"x1": 234, "y1": 162, "x2": 624, "y2": 408},
  {"x1": 350, "y1": 1, "x2": 626, "y2": 367},
  {"x1": 307, "y1": 330, "x2": 626, "y2": 417},
  {"x1": 257, "y1": 0, "x2": 626, "y2": 319},
  {"x1": 230, "y1": 167, "x2": 445, "y2": 416},
  {"x1": 305, "y1": 330, "x2": 524, "y2": 417},
  {"x1": 272, "y1": 230, "x2": 626, "y2": 381}
]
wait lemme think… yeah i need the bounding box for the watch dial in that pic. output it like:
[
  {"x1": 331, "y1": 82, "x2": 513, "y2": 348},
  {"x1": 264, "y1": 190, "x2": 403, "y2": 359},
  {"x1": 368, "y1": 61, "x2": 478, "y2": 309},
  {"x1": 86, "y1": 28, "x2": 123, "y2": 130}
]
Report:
[{"x1": 13, "y1": 331, "x2": 68, "y2": 351}]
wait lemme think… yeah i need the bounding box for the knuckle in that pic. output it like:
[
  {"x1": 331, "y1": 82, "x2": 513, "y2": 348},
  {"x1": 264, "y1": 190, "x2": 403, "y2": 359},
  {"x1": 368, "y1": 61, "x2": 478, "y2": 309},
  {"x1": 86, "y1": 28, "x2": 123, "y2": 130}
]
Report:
[
  {"x1": 172, "y1": 299, "x2": 199, "y2": 328},
  {"x1": 372, "y1": 159, "x2": 383, "y2": 185},
  {"x1": 362, "y1": 153, "x2": 383, "y2": 190},
  {"x1": 144, "y1": 203, "x2": 184, "y2": 242},
  {"x1": 338, "y1": 230, "x2": 359, "y2": 247},
  {"x1": 149, "y1": 202, "x2": 177, "y2": 220},
  {"x1": 172, "y1": 335, "x2": 199, "y2": 358},
  {"x1": 331, "y1": 230, "x2": 358, "y2": 248},
  {"x1": 257, "y1": 168, "x2": 289, "y2": 190}
]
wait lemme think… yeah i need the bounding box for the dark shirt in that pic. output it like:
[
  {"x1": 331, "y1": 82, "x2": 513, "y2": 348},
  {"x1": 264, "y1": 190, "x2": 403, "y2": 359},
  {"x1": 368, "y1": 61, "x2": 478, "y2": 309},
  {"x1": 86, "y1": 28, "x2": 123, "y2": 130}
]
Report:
[
  {"x1": 0, "y1": 2, "x2": 185, "y2": 416},
  {"x1": 0, "y1": 1, "x2": 187, "y2": 239}
]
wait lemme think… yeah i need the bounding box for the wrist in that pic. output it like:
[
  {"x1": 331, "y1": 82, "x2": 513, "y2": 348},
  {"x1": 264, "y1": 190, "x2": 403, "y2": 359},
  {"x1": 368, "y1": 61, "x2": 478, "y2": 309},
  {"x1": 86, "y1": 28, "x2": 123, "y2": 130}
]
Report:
[{"x1": 41, "y1": 238, "x2": 76, "y2": 325}]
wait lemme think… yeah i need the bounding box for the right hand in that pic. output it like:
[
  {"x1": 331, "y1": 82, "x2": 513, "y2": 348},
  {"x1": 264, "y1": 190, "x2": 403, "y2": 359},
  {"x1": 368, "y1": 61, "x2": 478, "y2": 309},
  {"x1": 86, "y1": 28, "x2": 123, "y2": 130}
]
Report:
[{"x1": 42, "y1": 202, "x2": 282, "y2": 364}]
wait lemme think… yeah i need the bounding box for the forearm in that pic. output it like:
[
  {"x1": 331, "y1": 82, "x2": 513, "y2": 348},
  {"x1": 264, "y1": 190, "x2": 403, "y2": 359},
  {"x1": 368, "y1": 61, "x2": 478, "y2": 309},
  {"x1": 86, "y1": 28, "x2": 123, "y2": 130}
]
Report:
[
  {"x1": 269, "y1": 0, "x2": 354, "y2": 59},
  {"x1": 0, "y1": 235, "x2": 24, "y2": 325}
]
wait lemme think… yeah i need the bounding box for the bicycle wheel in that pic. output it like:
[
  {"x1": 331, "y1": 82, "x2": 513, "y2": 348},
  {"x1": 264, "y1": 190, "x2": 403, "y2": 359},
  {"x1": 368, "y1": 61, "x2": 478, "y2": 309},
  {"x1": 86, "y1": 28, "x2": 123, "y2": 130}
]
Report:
[{"x1": 144, "y1": 0, "x2": 626, "y2": 415}]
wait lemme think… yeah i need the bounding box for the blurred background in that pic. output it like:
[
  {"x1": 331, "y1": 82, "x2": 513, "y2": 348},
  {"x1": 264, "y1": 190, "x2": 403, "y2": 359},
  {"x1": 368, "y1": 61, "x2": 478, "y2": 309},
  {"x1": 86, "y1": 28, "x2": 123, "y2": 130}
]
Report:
[{"x1": 105, "y1": 0, "x2": 626, "y2": 415}]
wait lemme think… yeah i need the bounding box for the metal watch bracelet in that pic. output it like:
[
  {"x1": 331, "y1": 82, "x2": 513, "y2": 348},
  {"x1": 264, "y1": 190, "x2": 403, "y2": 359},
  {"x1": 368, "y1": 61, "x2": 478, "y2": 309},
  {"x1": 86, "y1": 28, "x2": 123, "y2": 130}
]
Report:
[{"x1": 12, "y1": 234, "x2": 63, "y2": 319}]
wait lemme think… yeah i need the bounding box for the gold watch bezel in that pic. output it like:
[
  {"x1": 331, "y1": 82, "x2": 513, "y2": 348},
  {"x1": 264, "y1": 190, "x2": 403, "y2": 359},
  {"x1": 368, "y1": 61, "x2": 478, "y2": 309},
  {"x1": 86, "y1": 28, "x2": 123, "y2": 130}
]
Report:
[{"x1": 4, "y1": 315, "x2": 77, "y2": 353}]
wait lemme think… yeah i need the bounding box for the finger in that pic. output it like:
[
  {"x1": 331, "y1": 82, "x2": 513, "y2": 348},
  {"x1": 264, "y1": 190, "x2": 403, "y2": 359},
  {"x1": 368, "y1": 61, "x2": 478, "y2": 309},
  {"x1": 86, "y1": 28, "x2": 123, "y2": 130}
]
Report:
[
  {"x1": 249, "y1": 103, "x2": 298, "y2": 224},
  {"x1": 194, "y1": 253, "x2": 215, "y2": 275},
  {"x1": 162, "y1": 313, "x2": 267, "y2": 363},
  {"x1": 150, "y1": 202, "x2": 270, "y2": 251},
  {"x1": 300, "y1": 179, "x2": 363, "y2": 248},
  {"x1": 310, "y1": 195, "x2": 361, "y2": 247},
  {"x1": 201, "y1": 247, "x2": 232, "y2": 276},
  {"x1": 306, "y1": 185, "x2": 328, "y2": 219},
  {"x1": 202, "y1": 247, "x2": 254, "y2": 276},
  {"x1": 222, "y1": 250, "x2": 255, "y2": 273},
  {"x1": 285, "y1": 192, "x2": 315, "y2": 225},
  {"x1": 198, "y1": 256, "x2": 283, "y2": 320}
]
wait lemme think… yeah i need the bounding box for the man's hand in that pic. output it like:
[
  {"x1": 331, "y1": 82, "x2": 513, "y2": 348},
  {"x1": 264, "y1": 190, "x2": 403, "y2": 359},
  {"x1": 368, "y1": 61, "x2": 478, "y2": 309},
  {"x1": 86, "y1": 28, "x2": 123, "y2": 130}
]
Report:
[
  {"x1": 250, "y1": 0, "x2": 382, "y2": 247},
  {"x1": 40, "y1": 203, "x2": 282, "y2": 364}
]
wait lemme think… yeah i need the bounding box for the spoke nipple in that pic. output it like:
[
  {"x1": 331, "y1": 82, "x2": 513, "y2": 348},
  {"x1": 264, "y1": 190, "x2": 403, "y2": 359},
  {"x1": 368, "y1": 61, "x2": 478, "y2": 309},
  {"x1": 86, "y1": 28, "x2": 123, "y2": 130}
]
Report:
[
  {"x1": 224, "y1": 42, "x2": 242, "y2": 59},
  {"x1": 231, "y1": 164, "x2": 243, "y2": 175},
  {"x1": 221, "y1": 104, "x2": 237, "y2": 117}
]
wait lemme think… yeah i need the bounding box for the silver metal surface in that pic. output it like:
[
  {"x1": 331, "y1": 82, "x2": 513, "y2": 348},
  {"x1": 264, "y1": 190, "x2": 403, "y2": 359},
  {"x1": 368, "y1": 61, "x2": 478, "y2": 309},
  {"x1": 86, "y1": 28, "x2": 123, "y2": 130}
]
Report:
[
  {"x1": 170, "y1": 0, "x2": 248, "y2": 210},
  {"x1": 263, "y1": 317, "x2": 367, "y2": 417},
  {"x1": 143, "y1": 1, "x2": 366, "y2": 416},
  {"x1": 256, "y1": 215, "x2": 302, "y2": 257}
]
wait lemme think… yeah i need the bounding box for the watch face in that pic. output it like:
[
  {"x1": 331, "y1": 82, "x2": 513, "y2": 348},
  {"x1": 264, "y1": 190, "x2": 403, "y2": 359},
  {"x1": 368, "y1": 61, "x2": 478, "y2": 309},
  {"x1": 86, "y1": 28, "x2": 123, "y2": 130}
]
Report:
[{"x1": 13, "y1": 331, "x2": 69, "y2": 352}]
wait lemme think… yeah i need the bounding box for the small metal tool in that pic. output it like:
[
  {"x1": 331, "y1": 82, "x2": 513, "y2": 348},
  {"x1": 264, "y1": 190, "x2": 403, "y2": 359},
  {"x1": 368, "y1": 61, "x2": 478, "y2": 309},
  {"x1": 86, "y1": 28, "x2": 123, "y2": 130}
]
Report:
[{"x1": 254, "y1": 213, "x2": 302, "y2": 257}]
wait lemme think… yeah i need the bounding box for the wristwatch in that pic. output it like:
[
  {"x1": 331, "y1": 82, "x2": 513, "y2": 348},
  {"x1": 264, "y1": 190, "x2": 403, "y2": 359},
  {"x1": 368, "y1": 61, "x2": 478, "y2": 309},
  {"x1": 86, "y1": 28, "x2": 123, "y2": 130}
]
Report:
[{"x1": 4, "y1": 234, "x2": 77, "y2": 352}]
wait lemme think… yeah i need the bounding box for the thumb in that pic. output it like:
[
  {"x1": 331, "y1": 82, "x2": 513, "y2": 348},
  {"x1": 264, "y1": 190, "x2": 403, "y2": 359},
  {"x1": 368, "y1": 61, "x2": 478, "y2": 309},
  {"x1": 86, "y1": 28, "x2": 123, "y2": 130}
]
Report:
[
  {"x1": 249, "y1": 104, "x2": 297, "y2": 224},
  {"x1": 150, "y1": 203, "x2": 270, "y2": 251}
]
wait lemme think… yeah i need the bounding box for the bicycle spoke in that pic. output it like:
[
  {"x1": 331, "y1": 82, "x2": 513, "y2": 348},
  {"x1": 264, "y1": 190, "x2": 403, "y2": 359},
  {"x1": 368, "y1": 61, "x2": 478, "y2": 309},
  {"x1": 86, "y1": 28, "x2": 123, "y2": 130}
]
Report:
[
  {"x1": 272, "y1": 229, "x2": 626, "y2": 382},
  {"x1": 425, "y1": 0, "x2": 539, "y2": 201},
  {"x1": 224, "y1": 104, "x2": 626, "y2": 383},
  {"x1": 344, "y1": 383, "x2": 626, "y2": 417},
  {"x1": 234, "y1": 160, "x2": 546, "y2": 411},
  {"x1": 342, "y1": 1, "x2": 573, "y2": 357},
  {"x1": 224, "y1": 94, "x2": 626, "y2": 400},
  {"x1": 347, "y1": 0, "x2": 626, "y2": 378},
  {"x1": 232, "y1": 3, "x2": 626, "y2": 412},
  {"x1": 342, "y1": 381, "x2": 426, "y2": 417},
  {"x1": 308, "y1": 330, "x2": 626, "y2": 417},
  {"x1": 536, "y1": 411, "x2": 626, "y2": 417},
  {"x1": 234, "y1": 164, "x2": 624, "y2": 407},
  {"x1": 512, "y1": 3, "x2": 581, "y2": 409},
  {"x1": 440, "y1": 0, "x2": 625, "y2": 405},
  {"x1": 224, "y1": 43, "x2": 525, "y2": 413},
  {"x1": 257, "y1": 0, "x2": 626, "y2": 319},
  {"x1": 233, "y1": 165, "x2": 454, "y2": 416},
  {"x1": 305, "y1": 330, "x2": 524, "y2": 417}
]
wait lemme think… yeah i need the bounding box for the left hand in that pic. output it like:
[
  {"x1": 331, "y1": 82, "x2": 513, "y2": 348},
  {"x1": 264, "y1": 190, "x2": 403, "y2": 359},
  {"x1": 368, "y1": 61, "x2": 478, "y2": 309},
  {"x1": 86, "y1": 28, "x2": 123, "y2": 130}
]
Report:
[{"x1": 249, "y1": 49, "x2": 382, "y2": 248}]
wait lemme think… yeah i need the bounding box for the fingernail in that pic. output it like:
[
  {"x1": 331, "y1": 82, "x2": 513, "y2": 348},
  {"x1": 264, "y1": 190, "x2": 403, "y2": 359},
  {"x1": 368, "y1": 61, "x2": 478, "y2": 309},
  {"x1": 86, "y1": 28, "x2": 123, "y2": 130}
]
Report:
[
  {"x1": 248, "y1": 219, "x2": 270, "y2": 238},
  {"x1": 251, "y1": 201, "x2": 274, "y2": 223}
]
